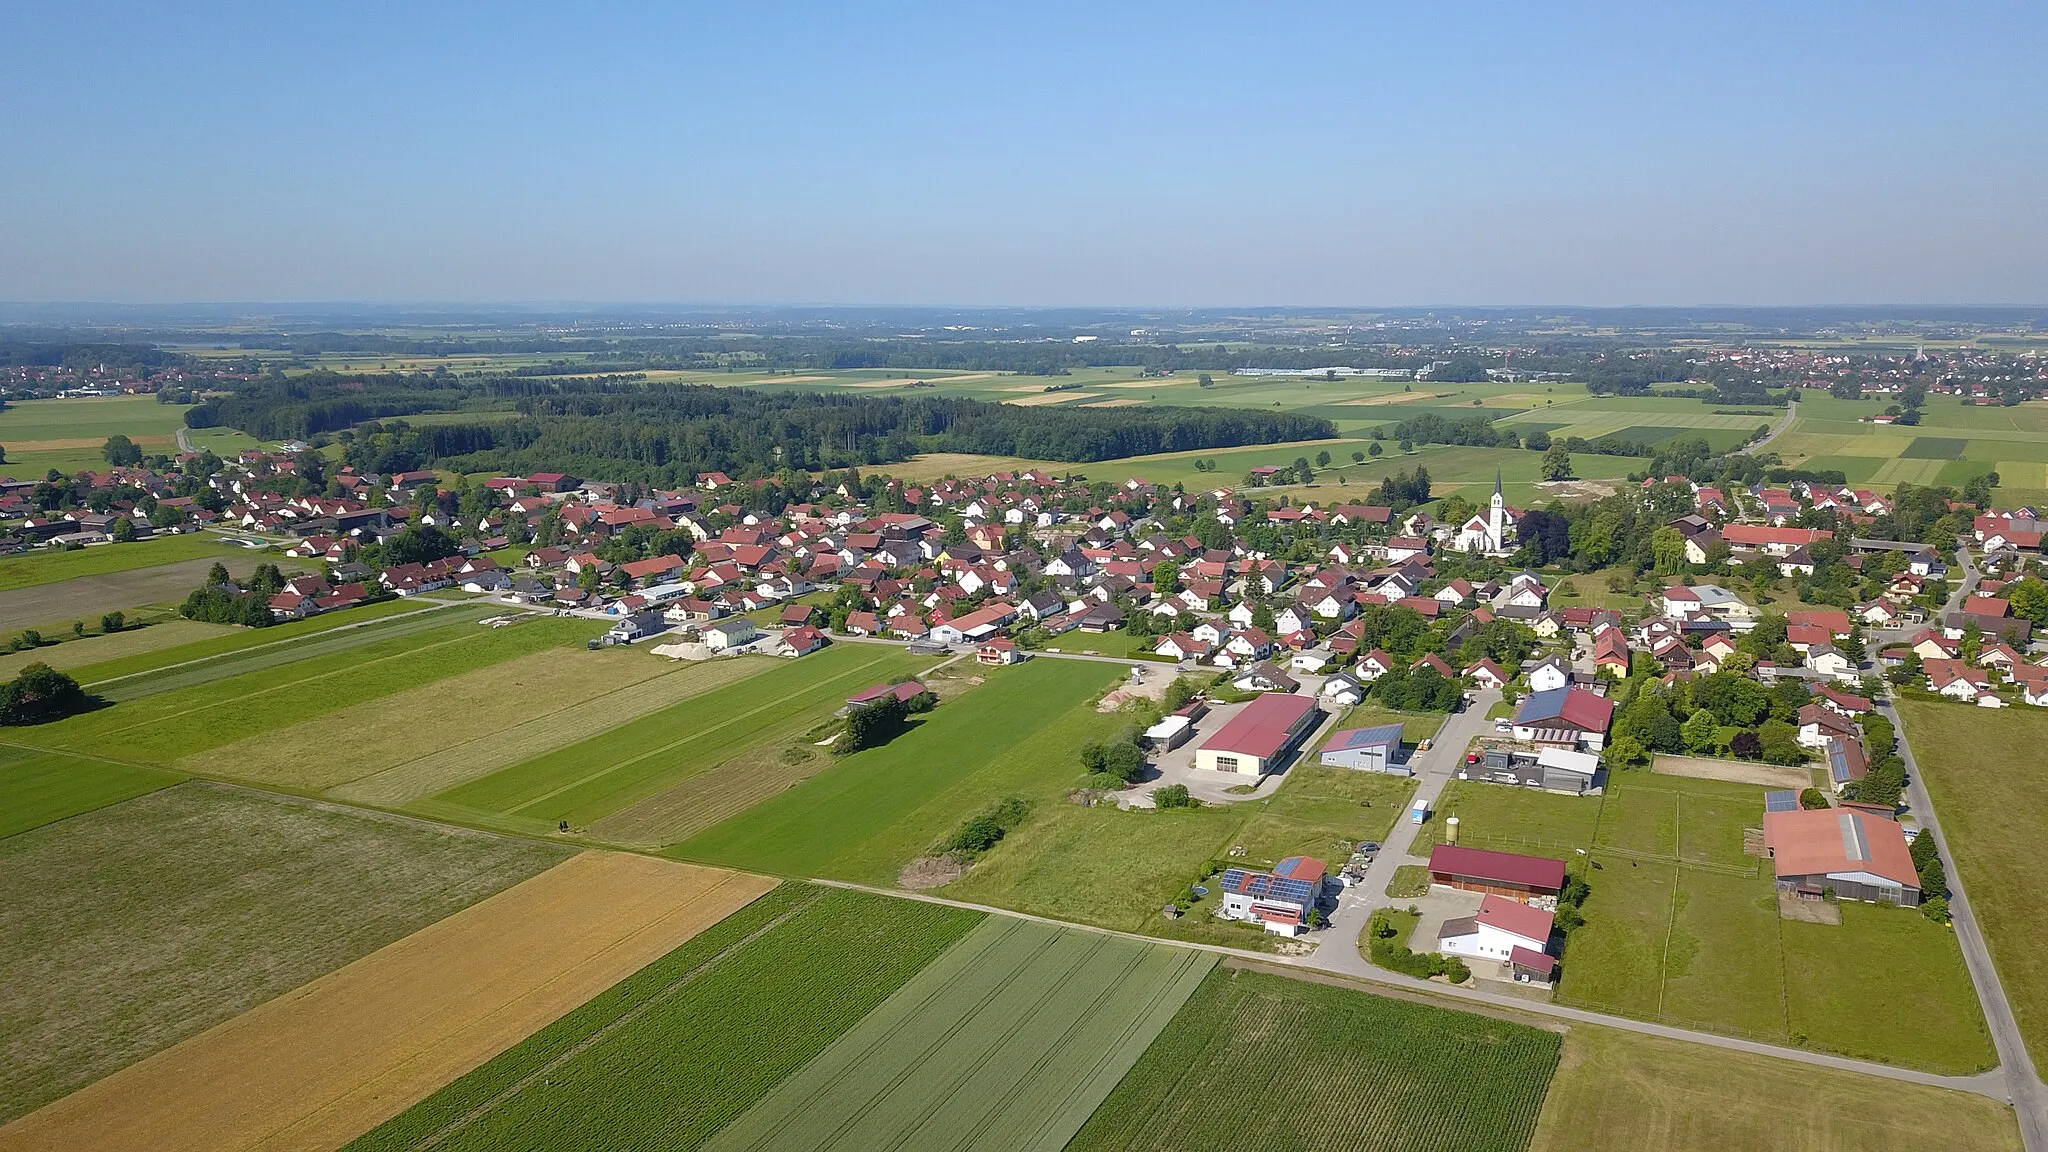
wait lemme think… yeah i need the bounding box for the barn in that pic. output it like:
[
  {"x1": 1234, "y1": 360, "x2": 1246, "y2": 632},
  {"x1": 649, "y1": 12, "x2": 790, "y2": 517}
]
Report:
[
  {"x1": 1763, "y1": 806, "x2": 1921, "y2": 907},
  {"x1": 1427, "y1": 844, "x2": 1568, "y2": 903},
  {"x1": 1193, "y1": 693, "x2": 1321, "y2": 775}
]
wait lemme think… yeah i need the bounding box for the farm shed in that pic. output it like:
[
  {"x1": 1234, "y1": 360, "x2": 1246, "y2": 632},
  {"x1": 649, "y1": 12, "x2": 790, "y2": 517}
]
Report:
[
  {"x1": 1193, "y1": 693, "x2": 1321, "y2": 776},
  {"x1": 1319, "y1": 724, "x2": 1406, "y2": 775},
  {"x1": 1427, "y1": 844, "x2": 1567, "y2": 903},
  {"x1": 1763, "y1": 806, "x2": 1921, "y2": 908}
]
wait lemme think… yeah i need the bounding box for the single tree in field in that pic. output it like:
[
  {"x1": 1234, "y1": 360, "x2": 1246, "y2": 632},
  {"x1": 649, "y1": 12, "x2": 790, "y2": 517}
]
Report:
[
  {"x1": 1541, "y1": 444, "x2": 1574, "y2": 481},
  {"x1": 102, "y1": 434, "x2": 142, "y2": 466}
]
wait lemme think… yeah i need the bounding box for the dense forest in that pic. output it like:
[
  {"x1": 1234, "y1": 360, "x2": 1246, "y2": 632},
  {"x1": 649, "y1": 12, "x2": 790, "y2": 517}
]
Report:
[{"x1": 192, "y1": 378, "x2": 1334, "y2": 482}]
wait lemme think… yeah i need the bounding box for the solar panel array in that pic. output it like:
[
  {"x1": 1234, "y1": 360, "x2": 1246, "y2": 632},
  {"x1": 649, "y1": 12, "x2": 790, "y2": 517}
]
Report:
[
  {"x1": 1219, "y1": 867, "x2": 1317, "y2": 906},
  {"x1": 1764, "y1": 789, "x2": 1799, "y2": 813}
]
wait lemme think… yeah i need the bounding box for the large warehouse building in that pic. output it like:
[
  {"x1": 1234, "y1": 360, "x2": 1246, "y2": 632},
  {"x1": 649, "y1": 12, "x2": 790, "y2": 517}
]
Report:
[
  {"x1": 1763, "y1": 806, "x2": 1921, "y2": 907},
  {"x1": 1193, "y1": 692, "x2": 1321, "y2": 775}
]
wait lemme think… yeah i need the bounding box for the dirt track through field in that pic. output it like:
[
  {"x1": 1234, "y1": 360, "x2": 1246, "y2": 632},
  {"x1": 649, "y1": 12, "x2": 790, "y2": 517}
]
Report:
[{"x1": 0, "y1": 852, "x2": 776, "y2": 1152}]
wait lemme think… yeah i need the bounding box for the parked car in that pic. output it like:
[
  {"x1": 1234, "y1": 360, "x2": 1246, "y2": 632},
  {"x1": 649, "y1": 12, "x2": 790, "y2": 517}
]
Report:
[{"x1": 1494, "y1": 718, "x2": 1511, "y2": 732}]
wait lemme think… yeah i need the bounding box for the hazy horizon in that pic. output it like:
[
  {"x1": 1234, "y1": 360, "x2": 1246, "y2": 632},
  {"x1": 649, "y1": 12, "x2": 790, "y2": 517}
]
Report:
[{"x1": 6, "y1": 2, "x2": 2045, "y2": 307}]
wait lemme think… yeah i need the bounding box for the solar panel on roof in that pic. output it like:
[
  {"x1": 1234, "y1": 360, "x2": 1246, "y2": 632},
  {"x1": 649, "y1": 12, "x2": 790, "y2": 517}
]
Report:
[{"x1": 1764, "y1": 790, "x2": 1799, "y2": 813}]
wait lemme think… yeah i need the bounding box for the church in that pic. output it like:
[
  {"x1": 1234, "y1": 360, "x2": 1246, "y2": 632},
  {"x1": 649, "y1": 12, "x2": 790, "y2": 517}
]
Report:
[{"x1": 1449, "y1": 474, "x2": 1521, "y2": 555}]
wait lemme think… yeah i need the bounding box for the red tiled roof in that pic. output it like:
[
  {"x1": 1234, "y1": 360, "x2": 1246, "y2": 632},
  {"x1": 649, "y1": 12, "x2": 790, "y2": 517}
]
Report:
[{"x1": 1477, "y1": 893, "x2": 1554, "y2": 943}]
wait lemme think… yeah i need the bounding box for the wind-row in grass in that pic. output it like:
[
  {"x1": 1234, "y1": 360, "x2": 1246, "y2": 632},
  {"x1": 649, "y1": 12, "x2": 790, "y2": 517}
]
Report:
[
  {"x1": 1068, "y1": 966, "x2": 1561, "y2": 1152},
  {"x1": 346, "y1": 885, "x2": 982, "y2": 1152},
  {"x1": 88, "y1": 601, "x2": 487, "y2": 701},
  {"x1": 17, "y1": 615, "x2": 597, "y2": 765},
  {"x1": 69, "y1": 597, "x2": 429, "y2": 687},
  {"x1": 0, "y1": 745, "x2": 182, "y2": 840},
  {"x1": 706, "y1": 917, "x2": 1215, "y2": 1152},
  {"x1": 0, "y1": 533, "x2": 242, "y2": 592},
  {"x1": 671, "y1": 657, "x2": 1124, "y2": 882},
  {"x1": 431, "y1": 644, "x2": 933, "y2": 831}
]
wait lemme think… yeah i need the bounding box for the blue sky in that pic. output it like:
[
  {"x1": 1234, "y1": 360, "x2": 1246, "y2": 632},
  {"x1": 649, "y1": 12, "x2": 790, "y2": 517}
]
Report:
[{"x1": 3, "y1": 1, "x2": 2044, "y2": 305}]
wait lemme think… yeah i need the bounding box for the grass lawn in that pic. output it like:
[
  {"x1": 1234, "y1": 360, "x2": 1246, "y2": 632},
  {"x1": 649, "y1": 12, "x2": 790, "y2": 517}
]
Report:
[
  {"x1": 431, "y1": 644, "x2": 935, "y2": 837},
  {"x1": 0, "y1": 782, "x2": 569, "y2": 1123},
  {"x1": 671, "y1": 657, "x2": 1127, "y2": 882},
  {"x1": 0, "y1": 395, "x2": 194, "y2": 479},
  {"x1": 0, "y1": 745, "x2": 183, "y2": 839},
  {"x1": 346, "y1": 886, "x2": 982, "y2": 1152},
  {"x1": 705, "y1": 917, "x2": 1214, "y2": 1152},
  {"x1": 1068, "y1": 965, "x2": 1561, "y2": 1152},
  {"x1": 1529, "y1": 1023, "x2": 2022, "y2": 1152},
  {"x1": 71, "y1": 597, "x2": 436, "y2": 690},
  {"x1": 1042, "y1": 628, "x2": 1176, "y2": 660},
  {"x1": 1544, "y1": 567, "x2": 1649, "y2": 612},
  {"x1": 0, "y1": 534, "x2": 246, "y2": 592},
  {"x1": 1897, "y1": 699, "x2": 2048, "y2": 1067},
  {"x1": 17, "y1": 615, "x2": 596, "y2": 764},
  {"x1": 1416, "y1": 770, "x2": 1991, "y2": 1072}
]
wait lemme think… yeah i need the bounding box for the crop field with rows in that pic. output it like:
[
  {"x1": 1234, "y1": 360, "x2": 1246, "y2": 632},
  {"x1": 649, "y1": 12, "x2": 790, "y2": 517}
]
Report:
[
  {"x1": 704, "y1": 916, "x2": 1215, "y2": 1152},
  {"x1": 1067, "y1": 966, "x2": 1562, "y2": 1152},
  {"x1": 346, "y1": 885, "x2": 981, "y2": 1152}
]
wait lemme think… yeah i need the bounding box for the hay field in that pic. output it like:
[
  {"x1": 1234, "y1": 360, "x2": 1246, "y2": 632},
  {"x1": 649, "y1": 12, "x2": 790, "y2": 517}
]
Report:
[
  {"x1": 1529, "y1": 1025, "x2": 2021, "y2": 1152},
  {"x1": 0, "y1": 620, "x2": 230, "y2": 680},
  {"x1": 1003, "y1": 390, "x2": 1100, "y2": 406},
  {"x1": 0, "y1": 853, "x2": 775, "y2": 1152},
  {"x1": 0, "y1": 783, "x2": 569, "y2": 1123},
  {"x1": 181, "y1": 647, "x2": 754, "y2": 793},
  {"x1": 329, "y1": 655, "x2": 771, "y2": 808},
  {"x1": 0, "y1": 746, "x2": 182, "y2": 840},
  {"x1": 0, "y1": 553, "x2": 277, "y2": 629}
]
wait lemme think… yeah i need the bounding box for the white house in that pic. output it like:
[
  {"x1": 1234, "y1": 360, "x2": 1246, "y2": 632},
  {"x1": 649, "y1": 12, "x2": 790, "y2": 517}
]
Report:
[
  {"x1": 1526, "y1": 655, "x2": 1571, "y2": 693},
  {"x1": 703, "y1": 617, "x2": 759, "y2": 651},
  {"x1": 1437, "y1": 894, "x2": 1553, "y2": 962},
  {"x1": 1216, "y1": 856, "x2": 1326, "y2": 936}
]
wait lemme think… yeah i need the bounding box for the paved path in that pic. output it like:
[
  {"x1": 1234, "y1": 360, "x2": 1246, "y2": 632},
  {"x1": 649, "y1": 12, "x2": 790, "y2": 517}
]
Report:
[
  {"x1": 1889, "y1": 692, "x2": 2048, "y2": 1147},
  {"x1": 1309, "y1": 688, "x2": 1501, "y2": 973}
]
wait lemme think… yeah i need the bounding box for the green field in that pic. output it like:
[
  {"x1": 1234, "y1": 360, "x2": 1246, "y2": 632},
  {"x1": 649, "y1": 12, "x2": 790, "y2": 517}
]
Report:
[
  {"x1": 1069, "y1": 965, "x2": 1561, "y2": 1152},
  {"x1": 0, "y1": 395, "x2": 195, "y2": 477},
  {"x1": 0, "y1": 533, "x2": 245, "y2": 592},
  {"x1": 706, "y1": 917, "x2": 1215, "y2": 1152},
  {"x1": 671, "y1": 657, "x2": 1127, "y2": 881},
  {"x1": 14, "y1": 614, "x2": 597, "y2": 764},
  {"x1": 428, "y1": 643, "x2": 936, "y2": 837},
  {"x1": 1897, "y1": 699, "x2": 2048, "y2": 1067},
  {"x1": 347, "y1": 885, "x2": 982, "y2": 1152},
  {"x1": 0, "y1": 618, "x2": 230, "y2": 680},
  {"x1": 1529, "y1": 1023, "x2": 2023, "y2": 1152},
  {"x1": 67, "y1": 596, "x2": 430, "y2": 687},
  {"x1": 1419, "y1": 771, "x2": 1990, "y2": 1072},
  {"x1": 0, "y1": 782, "x2": 569, "y2": 1123},
  {"x1": 945, "y1": 761, "x2": 1411, "y2": 950},
  {"x1": 0, "y1": 745, "x2": 182, "y2": 839},
  {"x1": 1329, "y1": 703, "x2": 1449, "y2": 747},
  {"x1": 88, "y1": 600, "x2": 488, "y2": 701}
]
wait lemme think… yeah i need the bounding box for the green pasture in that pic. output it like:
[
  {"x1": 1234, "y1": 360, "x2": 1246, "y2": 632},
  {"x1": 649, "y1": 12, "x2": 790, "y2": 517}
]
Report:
[
  {"x1": 67, "y1": 597, "x2": 433, "y2": 686},
  {"x1": 0, "y1": 745, "x2": 183, "y2": 840},
  {"x1": 0, "y1": 534, "x2": 246, "y2": 592},
  {"x1": 671, "y1": 657, "x2": 1125, "y2": 882},
  {"x1": 1420, "y1": 771, "x2": 1989, "y2": 1072},
  {"x1": 14, "y1": 615, "x2": 596, "y2": 765},
  {"x1": 707, "y1": 917, "x2": 1213, "y2": 1152},
  {"x1": 347, "y1": 885, "x2": 982, "y2": 1152},
  {"x1": 427, "y1": 643, "x2": 932, "y2": 835}
]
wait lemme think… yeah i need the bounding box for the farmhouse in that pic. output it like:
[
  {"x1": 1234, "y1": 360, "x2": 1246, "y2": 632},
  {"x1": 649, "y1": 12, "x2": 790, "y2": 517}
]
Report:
[
  {"x1": 1193, "y1": 692, "x2": 1321, "y2": 775},
  {"x1": 1763, "y1": 806, "x2": 1921, "y2": 908},
  {"x1": 1509, "y1": 687, "x2": 1615, "y2": 751},
  {"x1": 1319, "y1": 724, "x2": 1406, "y2": 774},
  {"x1": 1427, "y1": 844, "x2": 1567, "y2": 903},
  {"x1": 1216, "y1": 855, "x2": 1326, "y2": 936},
  {"x1": 1438, "y1": 894, "x2": 1554, "y2": 965}
]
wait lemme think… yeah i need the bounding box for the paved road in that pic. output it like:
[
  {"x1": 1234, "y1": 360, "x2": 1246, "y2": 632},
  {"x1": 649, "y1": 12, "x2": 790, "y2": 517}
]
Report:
[
  {"x1": 813, "y1": 868, "x2": 2009, "y2": 1100},
  {"x1": 1889, "y1": 693, "x2": 2048, "y2": 1146},
  {"x1": 1308, "y1": 688, "x2": 1502, "y2": 975},
  {"x1": 1749, "y1": 399, "x2": 1801, "y2": 453}
]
